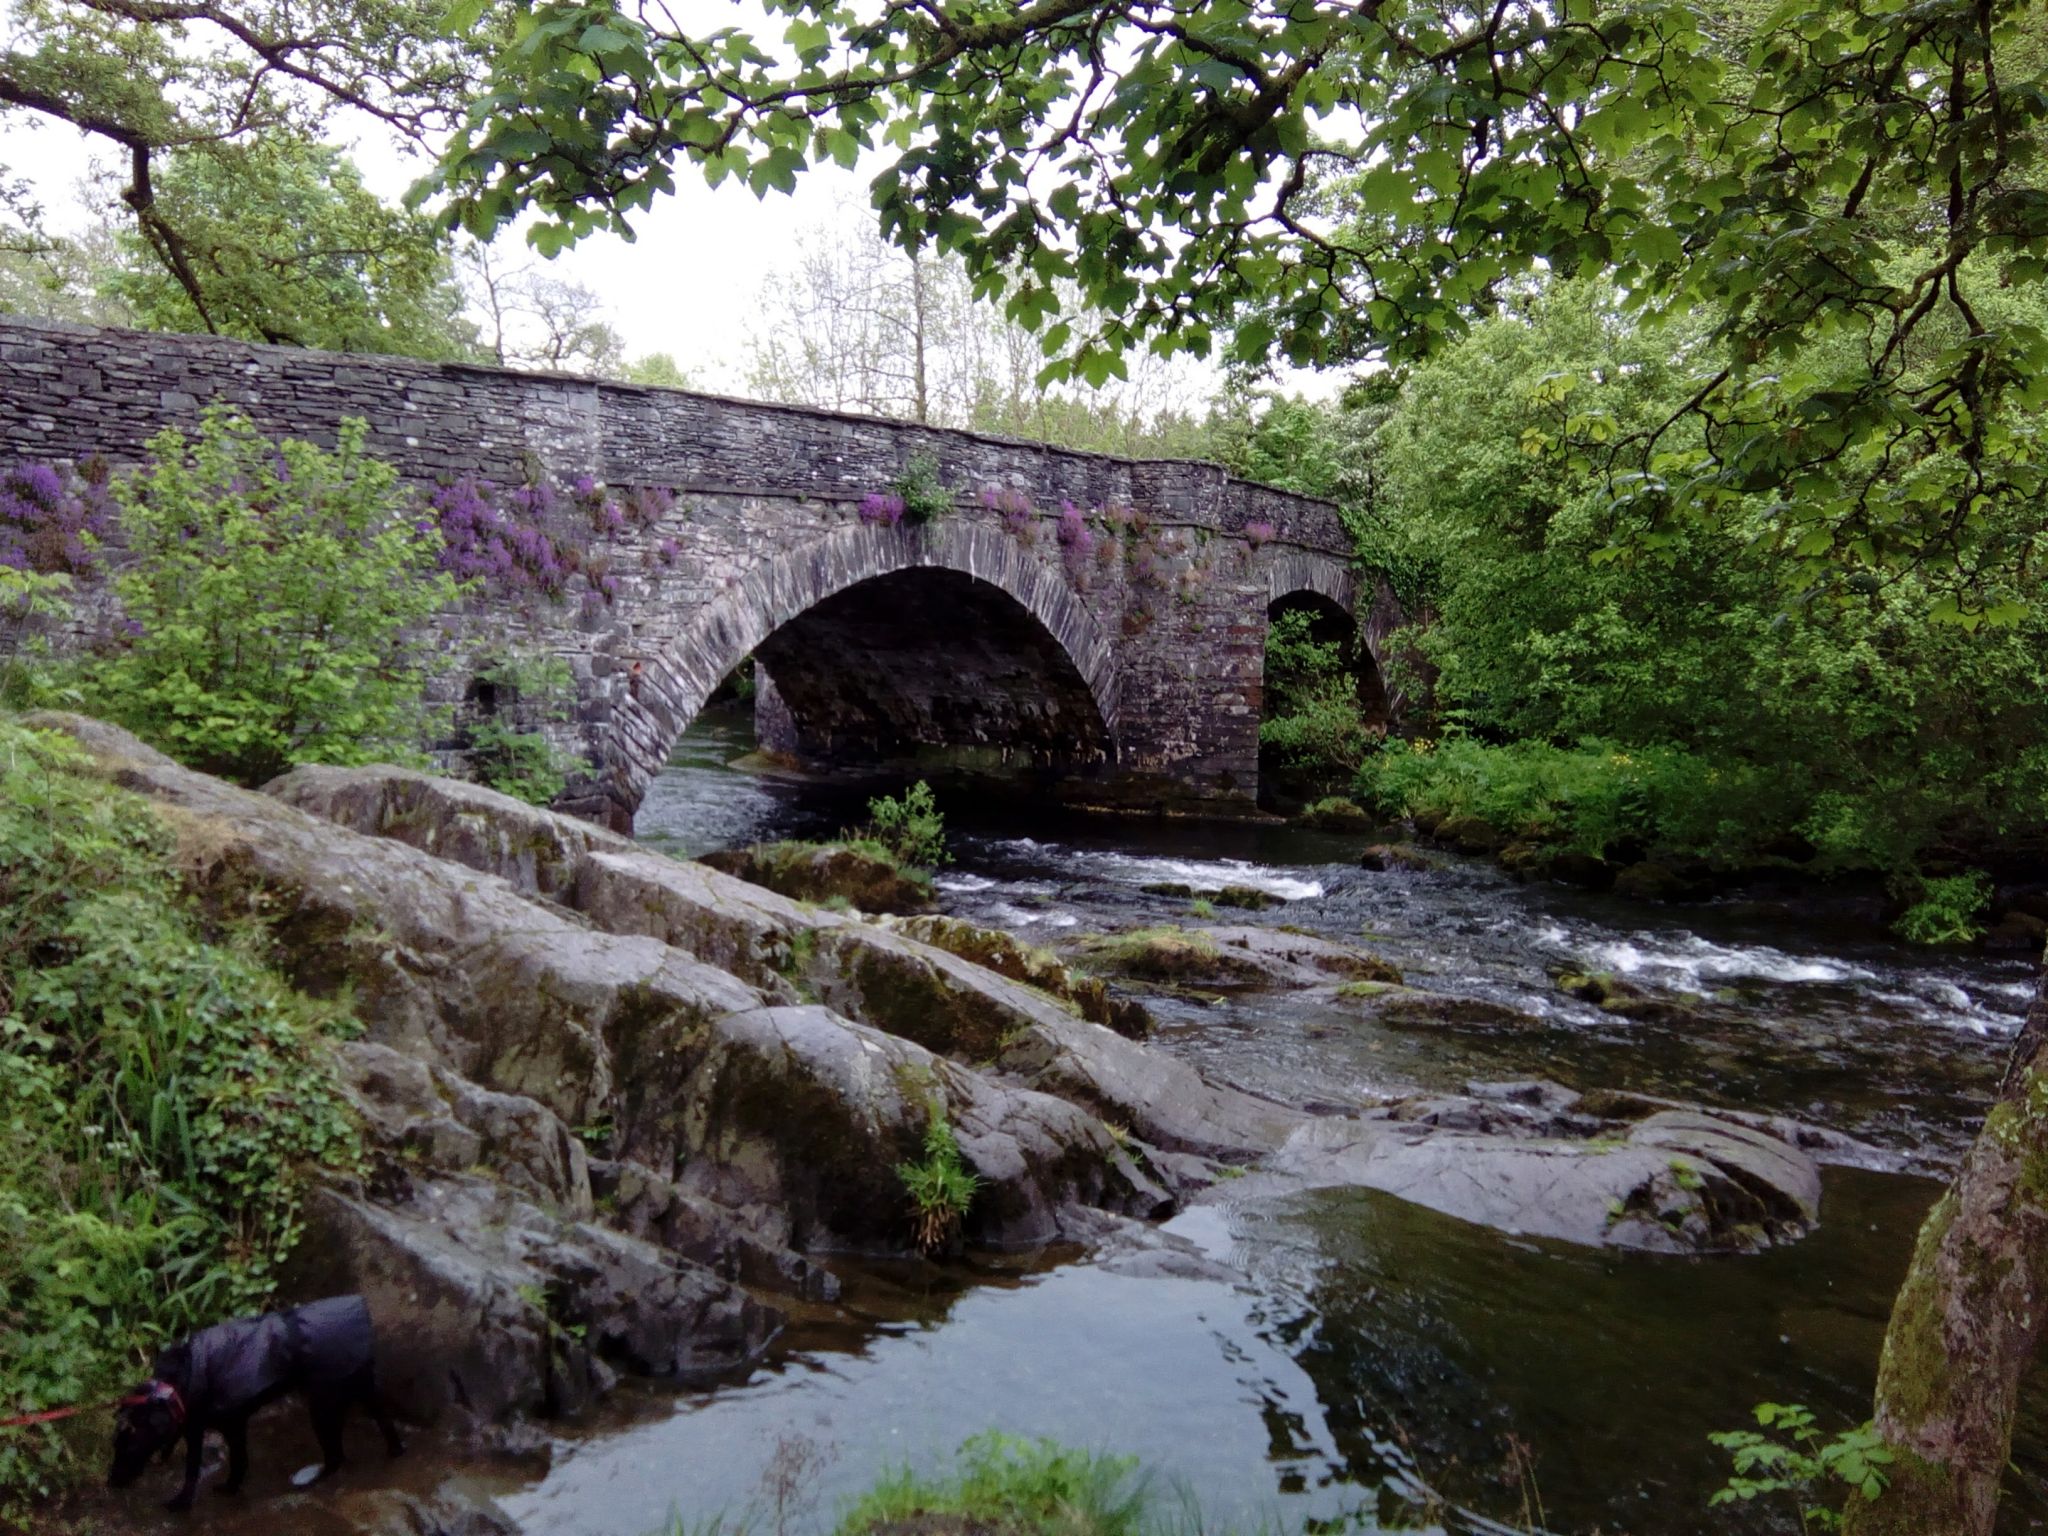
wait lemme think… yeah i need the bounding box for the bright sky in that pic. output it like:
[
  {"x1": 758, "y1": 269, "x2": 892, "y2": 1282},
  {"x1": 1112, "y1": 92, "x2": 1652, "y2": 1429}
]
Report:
[{"x1": 0, "y1": 0, "x2": 1337, "y2": 404}]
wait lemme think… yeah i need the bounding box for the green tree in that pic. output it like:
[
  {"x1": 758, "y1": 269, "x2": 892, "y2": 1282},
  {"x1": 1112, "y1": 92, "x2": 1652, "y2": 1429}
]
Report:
[
  {"x1": 82, "y1": 408, "x2": 462, "y2": 784},
  {"x1": 0, "y1": 0, "x2": 501, "y2": 329},
  {"x1": 435, "y1": 0, "x2": 2048, "y2": 603},
  {"x1": 105, "y1": 137, "x2": 478, "y2": 355}
]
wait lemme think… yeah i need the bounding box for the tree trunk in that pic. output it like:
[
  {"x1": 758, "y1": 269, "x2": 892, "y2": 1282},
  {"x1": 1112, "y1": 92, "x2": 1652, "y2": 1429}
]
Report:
[{"x1": 1845, "y1": 947, "x2": 2048, "y2": 1536}]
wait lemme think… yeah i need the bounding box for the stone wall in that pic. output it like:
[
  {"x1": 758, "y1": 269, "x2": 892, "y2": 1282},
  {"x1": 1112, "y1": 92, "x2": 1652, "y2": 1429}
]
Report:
[{"x1": 0, "y1": 316, "x2": 1387, "y2": 826}]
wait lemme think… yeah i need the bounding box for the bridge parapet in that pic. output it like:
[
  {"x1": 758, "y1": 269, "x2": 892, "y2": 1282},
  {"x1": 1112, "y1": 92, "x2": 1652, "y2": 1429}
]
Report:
[{"x1": 0, "y1": 317, "x2": 1378, "y2": 824}]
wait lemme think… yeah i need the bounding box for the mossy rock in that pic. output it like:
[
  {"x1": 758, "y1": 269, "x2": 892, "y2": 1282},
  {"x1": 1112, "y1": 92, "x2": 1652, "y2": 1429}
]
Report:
[
  {"x1": 700, "y1": 840, "x2": 933, "y2": 915},
  {"x1": 1362, "y1": 990, "x2": 1545, "y2": 1032},
  {"x1": 1213, "y1": 884, "x2": 1277, "y2": 910},
  {"x1": 1074, "y1": 927, "x2": 1270, "y2": 986},
  {"x1": 1434, "y1": 813, "x2": 1505, "y2": 854},
  {"x1": 889, "y1": 915, "x2": 1152, "y2": 1038},
  {"x1": 1359, "y1": 842, "x2": 1436, "y2": 873},
  {"x1": 1300, "y1": 797, "x2": 1373, "y2": 832}
]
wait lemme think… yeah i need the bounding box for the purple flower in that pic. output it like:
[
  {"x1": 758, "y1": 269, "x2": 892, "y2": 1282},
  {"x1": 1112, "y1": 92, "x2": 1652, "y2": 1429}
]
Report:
[
  {"x1": 859, "y1": 491, "x2": 906, "y2": 528},
  {"x1": 656, "y1": 537, "x2": 680, "y2": 567},
  {"x1": 1243, "y1": 519, "x2": 1276, "y2": 548},
  {"x1": 573, "y1": 473, "x2": 599, "y2": 500}
]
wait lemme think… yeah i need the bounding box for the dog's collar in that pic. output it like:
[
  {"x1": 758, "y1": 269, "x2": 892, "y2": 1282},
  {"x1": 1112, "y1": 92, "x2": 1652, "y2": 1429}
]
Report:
[{"x1": 121, "y1": 1379, "x2": 185, "y2": 1430}]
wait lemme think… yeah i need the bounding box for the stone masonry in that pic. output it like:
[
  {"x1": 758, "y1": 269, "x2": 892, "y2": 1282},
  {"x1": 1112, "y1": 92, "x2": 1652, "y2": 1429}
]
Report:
[{"x1": 0, "y1": 316, "x2": 1390, "y2": 828}]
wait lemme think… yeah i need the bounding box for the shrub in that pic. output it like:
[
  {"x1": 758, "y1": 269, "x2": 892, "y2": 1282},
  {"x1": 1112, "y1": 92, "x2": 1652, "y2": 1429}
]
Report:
[
  {"x1": 895, "y1": 1102, "x2": 981, "y2": 1252},
  {"x1": 0, "y1": 460, "x2": 114, "y2": 577},
  {"x1": 858, "y1": 490, "x2": 906, "y2": 527},
  {"x1": 1261, "y1": 608, "x2": 1374, "y2": 795},
  {"x1": 838, "y1": 1433, "x2": 1147, "y2": 1536},
  {"x1": 1357, "y1": 736, "x2": 1789, "y2": 863},
  {"x1": 865, "y1": 780, "x2": 949, "y2": 870},
  {"x1": 1894, "y1": 870, "x2": 1994, "y2": 946},
  {"x1": 1709, "y1": 1402, "x2": 1891, "y2": 1532},
  {"x1": 0, "y1": 720, "x2": 360, "y2": 1508},
  {"x1": 83, "y1": 409, "x2": 462, "y2": 785},
  {"x1": 467, "y1": 651, "x2": 578, "y2": 805},
  {"x1": 892, "y1": 451, "x2": 952, "y2": 526},
  {"x1": 426, "y1": 475, "x2": 571, "y2": 596}
]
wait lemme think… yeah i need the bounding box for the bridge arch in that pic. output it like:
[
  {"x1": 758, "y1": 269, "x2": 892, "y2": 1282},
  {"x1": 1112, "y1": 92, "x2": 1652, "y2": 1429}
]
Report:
[{"x1": 597, "y1": 522, "x2": 1122, "y2": 824}]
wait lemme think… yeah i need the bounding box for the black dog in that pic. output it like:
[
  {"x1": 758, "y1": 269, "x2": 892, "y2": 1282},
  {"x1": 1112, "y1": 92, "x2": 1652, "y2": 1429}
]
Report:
[{"x1": 108, "y1": 1294, "x2": 404, "y2": 1512}]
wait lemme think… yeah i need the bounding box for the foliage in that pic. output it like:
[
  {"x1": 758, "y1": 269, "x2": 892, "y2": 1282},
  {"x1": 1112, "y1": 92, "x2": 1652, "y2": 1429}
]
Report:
[
  {"x1": 839, "y1": 1432, "x2": 1148, "y2": 1536},
  {"x1": 105, "y1": 137, "x2": 477, "y2": 356},
  {"x1": 1710, "y1": 1403, "x2": 1893, "y2": 1532},
  {"x1": 1278, "y1": 281, "x2": 2048, "y2": 884},
  {"x1": 1357, "y1": 738, "x2": 1794, "y2": 866},
  {"x1": 0, "y1": 460, "x2": 114, "y2": 577},
  {"x1": 81, "y1": 409, "x2": 461, "y2": 785},
  {"x1": 467, "y1": 650, "x2": 577, "y2": 805},
  {"x1": 426, "y1": 475, "x2": 577, "y2": 597},
  {"x1": 436, "y1": 0, "x2": 2048, "y2": 605},
  {"x1": 1259, "y1": 608, "x2": 1375, "y2": 799},
  {"x1": 894, "y1": 1102, "x2": 980, "y2": 1254},
  {"x1": 0, "y1": 0, "x2": 501, "y2": 330},
  {"x1": 0, "y1": 719, "x2": 360, "y2": 1508},
  {"x1": 864, "y1": 780, "x2": 948, "y2": 871},
  {"x1": 1894, "y1": 872, "x2": 1996, "y2": 947},
  {"x1": 0, "y1": 566, "x2": 73, "y2": 707},
  {"x1": 891, "y1": 452, "x2": 952, "y2": 527}
]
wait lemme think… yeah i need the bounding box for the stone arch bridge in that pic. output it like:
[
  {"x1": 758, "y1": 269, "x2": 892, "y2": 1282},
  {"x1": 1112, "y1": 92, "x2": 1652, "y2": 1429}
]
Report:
[{"x1": 0, "y1": 317, "x2": 1400, "y2": 829}]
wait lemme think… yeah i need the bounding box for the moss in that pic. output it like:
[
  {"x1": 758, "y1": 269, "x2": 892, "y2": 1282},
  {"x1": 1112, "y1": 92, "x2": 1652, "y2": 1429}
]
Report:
[{"x1": 1335, "y1": 979, "x2": 1395, "y2": 999}]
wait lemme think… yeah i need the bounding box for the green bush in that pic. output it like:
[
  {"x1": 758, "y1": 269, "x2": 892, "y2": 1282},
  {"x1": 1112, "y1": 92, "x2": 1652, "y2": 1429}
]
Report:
[
  {"x1": 467, "y1": 650, "x2": 578, "y2": 805},
  {"x1": 1893, "y1": 871, "x2": 1994, "y2": 946},
  {"x1": 81, "y1": 407, "x2": 461, "y2": 785},
  {"x1": 892, "y1": 451, "x2": 952, "y2": 526},
  {"x1": 1259, "y1": 608, "x2": 1373, "y2": 796},
  {"x1": 895, "y1": 1102, "x2": 980, "y2": 1253},
  {"x1": 1710, "y1": 1402, "x2": 1892, "y2": 1532},
  {"x1": 0, "y1": 719, "x2": 360, "y2": 1508},
  {"x1": 1356, "y1": 736, "x2": 1789, "y2": 862},
  {"x1": 865, "y1": 780, "x2": 949, "y2": 870},
  {"x1": 839, "y1": 1432, "x2": 1148, "y2": 1536}
]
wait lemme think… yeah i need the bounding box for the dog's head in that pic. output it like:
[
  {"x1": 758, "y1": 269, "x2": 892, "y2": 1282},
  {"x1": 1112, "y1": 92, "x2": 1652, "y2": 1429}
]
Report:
[{"x1": 107, "y1": 1381, "x2": 183, "y2": 1487}]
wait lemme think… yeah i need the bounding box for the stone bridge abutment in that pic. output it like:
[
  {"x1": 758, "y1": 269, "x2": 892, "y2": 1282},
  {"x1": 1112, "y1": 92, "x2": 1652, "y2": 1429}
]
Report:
[{"x1": 0, "y1": 317, "x2": 1392, "y2": 827}]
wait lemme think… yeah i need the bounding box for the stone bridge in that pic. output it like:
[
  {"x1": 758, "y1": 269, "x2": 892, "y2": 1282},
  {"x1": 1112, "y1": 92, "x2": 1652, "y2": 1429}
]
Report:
[{"x1": 0, "y1": 317, "x2": 1396, "y2": 828}]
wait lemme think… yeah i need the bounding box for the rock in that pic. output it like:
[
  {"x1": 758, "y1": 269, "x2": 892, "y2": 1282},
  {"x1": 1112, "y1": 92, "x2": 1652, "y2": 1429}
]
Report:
[
  {"x1": 1556, "y1": 971, "x2": 1701, "y2": 1026},
  {"x1": 39, "y1": 716, "x2": 763, "y2": 1160},
  {"x1": 1140, "y1": 881, "x2": 1197, "y2": 898},
  {"x1": 266, "y1": 762, "x2": 620, "y2": 907},
  {"x1": 1212, "y1": 885, "x2": 1276, "y2": 910},
  {"x1": 337, "y1": 1042, "x2": 596, "y2": 1218},
  {"x1": 589, "y1": 1158, "x2": 841, "y2": 1300},
  {"x1": 886, "y1": 914, "x2": 1152, "y2": 1037},
  {"x1": 1249, "y1": 1097, "x2": 1823, "y2": 1253},
  {"x1": 1299, "y1": 797, "x2": 1373, "y2": 832},
  {"x1": 1072, "y1": 926, "x2": 1271, "y2": 985},
  {"x1": 1497, "y1": 841, "x2": 1551, "y2": 879},
  {"x1": 325, "y1": 1489, "x2": 522, "y2": 1536},
  {"x1": 293, "y1": 1176, "x2": 779, "y2": 1422},
  {"x1": 1359, "y1": 990, "x2": 1545, "y2": 1032},
  {"x1": 1359, "y1": 842, "x2": 1435, "y2": 873},
  {"x1": 1074, "y1": 925, "x2": 1399, "y2": 989},
  {"x1": 1547, "y1": 850, "x2": 1614, "y2": 890},
  {"x1": 699, "y1": 841, "x2": 932, "y2": 914},
  {"x1": 1612, "y1": 861, "x2": 1715, "y2": 902},
  {"x1": 1984, "y1": 910, "x2": 2048, "y2": 953},
  {"x1": 675, "y1": 1005, "x2": 1173, "y2": 1251},
  {"x1": 267, "y1": 767, "x2": 1288, "y2": 1164},
  {"x1": 1434, "y1": 813, "x2": 1505, "y2": 854}
]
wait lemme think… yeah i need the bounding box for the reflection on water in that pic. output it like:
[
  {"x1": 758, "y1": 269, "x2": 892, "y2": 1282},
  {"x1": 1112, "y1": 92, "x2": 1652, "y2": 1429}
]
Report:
[{"x1": 573, "y1": 713, "x2": 2046, "y2": 1536}]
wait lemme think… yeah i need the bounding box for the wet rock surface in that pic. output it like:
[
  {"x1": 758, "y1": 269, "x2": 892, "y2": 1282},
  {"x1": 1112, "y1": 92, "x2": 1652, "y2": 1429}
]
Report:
[
  {"x1": 31, "y1": 720, "x2": 1882, "y2": 1536},
  {"x1": 698, "y1": 840, "x2": 933, "y2": 914}
]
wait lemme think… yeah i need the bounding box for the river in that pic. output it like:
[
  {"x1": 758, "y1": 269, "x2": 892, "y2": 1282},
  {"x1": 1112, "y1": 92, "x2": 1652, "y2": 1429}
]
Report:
[{"x1": 499, "y1": 707, "x2": 2045, "y2": 1536}]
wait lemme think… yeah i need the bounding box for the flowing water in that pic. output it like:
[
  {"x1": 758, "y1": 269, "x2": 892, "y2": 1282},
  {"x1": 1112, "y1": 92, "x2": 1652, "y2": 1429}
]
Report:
[{"x1": 505, "y1": 706, "x2": 2045, "y2": 1536}]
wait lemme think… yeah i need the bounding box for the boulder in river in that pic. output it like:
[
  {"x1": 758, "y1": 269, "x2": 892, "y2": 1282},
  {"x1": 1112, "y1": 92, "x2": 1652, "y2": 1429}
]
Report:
[
  {"x1": 1232, "y1": 1088, "x2": 1824, "y2": 1254},
  {"x1": 698, "y1": 840, "x2": 933, "y2": 914}
]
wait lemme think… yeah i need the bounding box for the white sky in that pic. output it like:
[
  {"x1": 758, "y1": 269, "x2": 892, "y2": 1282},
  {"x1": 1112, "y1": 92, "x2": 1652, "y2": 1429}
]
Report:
[{"x1": 0, "y1": 0, "x2": 1339, "y2": 404}]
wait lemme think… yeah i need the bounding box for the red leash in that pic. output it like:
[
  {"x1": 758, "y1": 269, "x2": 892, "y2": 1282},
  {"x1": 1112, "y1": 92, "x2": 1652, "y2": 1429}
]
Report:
[{"x1": 0, "y1": 1381, "x2": 183, "y2": 1431}]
